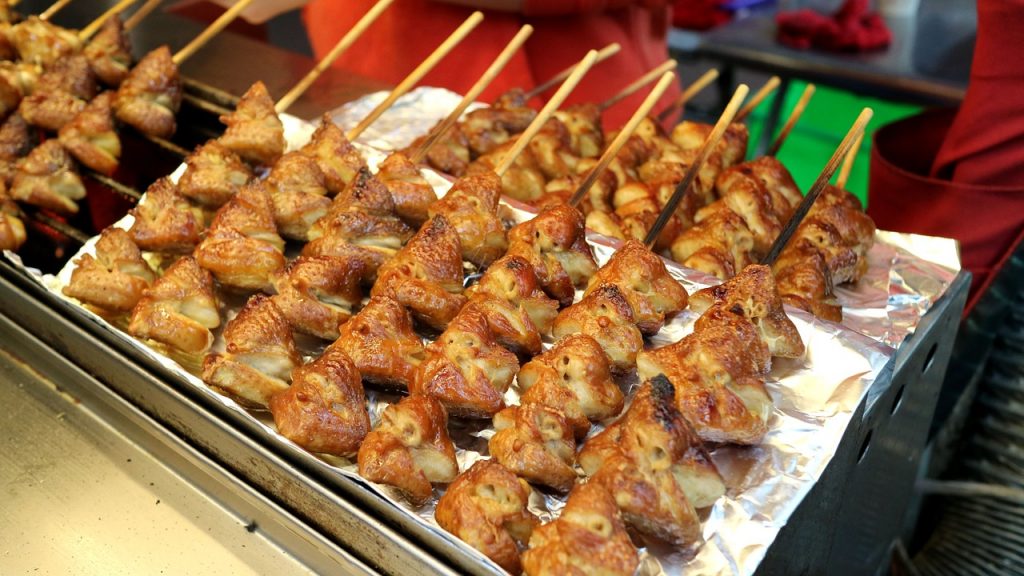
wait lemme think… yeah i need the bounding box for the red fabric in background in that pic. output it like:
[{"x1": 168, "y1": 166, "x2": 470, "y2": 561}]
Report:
[
  {"x1": 672, "y1": 0, "x2": 731, "y2": 30},
  {"x1": 776, "y1": 0, "x2": 891, "y2": 52},
  {"x1": 301, "y1": 0, "x2": 680, "y2": 128}
]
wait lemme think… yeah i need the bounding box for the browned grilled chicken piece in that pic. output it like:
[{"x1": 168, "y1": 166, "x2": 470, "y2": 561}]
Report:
[
  {"x1": 19, "y1": 54, "x2": 96, "y2": 132},
  {"x1": 579, "y1": 375, "x2": 725, "y2": 548},
  {"x1": 217, "y1": 81, "x2": 285, "y2": 167},
  {"x1": 194, "y1": 181, "x2": 286, "y2": 292},
  {"x1": 527, "y1": 117, "x2": 578, "y2": 180},
  {"x1": 300, "y1": 115, "x2": 366, "y2": 194},
  {"x1": 552, "y1": 284, "x2": 643, "y2": 373},
  {"x1": 10, "y1": 139, "x2": 85, "y2": 214},
  {"x1": 266, "y1": 150, "x2": 331, "y2": 241},
  {"x1": 516, "y1": 334, "x2": 624, "y2": 439},
  {"x1": 113, "y1": 46, "x2": 181, "y2": 139},
  {"x1": 474, "y1": 141, "x2": 546, "y2": 203},
  {"x1": 671, "y1": 208, "x2": 755, "y2": 281},
  {"x1": 507, "y1": 204, "x2": 597, "y2": 307},
  {"x1": 57, "y1": 91, "x2": 120, "y2": 175},
  {"x1": 690, "y1": 264, "x2": 805, "y2": 358},
  {"x1": 83, "y1": 16, "x2": 131, "y2": 87},
  {"x1": 405, "y1": 121, "x2": 471, "y2": 177},
  {"x1": 0, "y1": 22, "x2": 14, "y2": 63},
  {"x1": 584, "y1": 209, "x2": 628, "y2": 242},
  {"x1": 436, "y1": 459, "x2": 538, "y2": 574},
  {"x1": 377, "y1": 151, "x2": 436, "y2": 226},
  {"x1": 269, "y1": 343, "x2": 371, "y2": 456},
  {"x1": 371, "y1": 214, "x2": 466, "y2": 330},
  {"x1": 0, "y1": 62, "x2": 40, "y2": 102},
  {"x1": 521, "y1": 480, "x2": 639, "y2": 576},
  {"x1": 0, "y1": 183, "x2": 25, "y2": 251},
  {"x1": 490, "y1": 403, "x2": 577, "y2": 492},
  {"x1": 63, "y1": 227, "x2": 156, "y2": 314},
  {"x1": 773, "y1": 242, "x2": 843, "y2": 322},
  {"x1": 411, "y1": 304, "x2": 519, "y2": 418},
  {"x1": 466, "y1": 254, "x2": 559, "y2": 337},
  {"x1": 637, "y1": 307, "x2": 773, "y2": 445},
  {"x1": 333, "y1": 295, "x2": 425, "y2": 390},
  {"x1": 202, "y1": 294, "x2": 300, "y2": 408},
  {"x1": 461, "y1": 294, "x2": 543, "y2": 358},
  {"x1": 786, "y1": 184, "x2": 875, "y2": 284},
  {"x1": 129, "y1": 177, "x2": 204, "y2": 254},
  {"x1": 428, "y1": 169, "x2": 507, "y2": 267},
  {"x1": 357, "y1": 394, "x2": 458, "y2": 505},
  {"x1": 462, "y1": 101, "x2": 537, "y2": 158},
  {"x1": 0, "y1": 113, "x2": 32, "y2": 182},
  {"x1": 716, "y1": 156, "x2": 802, "y2": 219},
  {"x1": 128, "y1": 256, "x2": 220, "y2": 355},
  {"x1": 271, "y1": 255, "x2": 366, "y2": 340},
  {"x1": 177, "y1": 141, "x2": 253, "y2": 208},
  {"x1": 585, "y1": 240, "x2": 690, "y2": 335},
  {"x1": 9, "y1": 17, "x2": 81, "y2": 67},
  {"x1": 605, "y1": 179, "x2": 678, "y2": 250},
  {"x1": 555, "y1": 103, "x2": 603, "y2": 159},
  {"x1": 305, "y1": 167, "x2": 414, "y2": 270},
  {"x1": 0, "y1": 69, "x2": 22, "y2": 121},
  {"x1": 698, "y1": 176, "x2": 784, "y2": 257},
  {"x1": 671, "y1": 120, "x2": 749, "y2": 168}
]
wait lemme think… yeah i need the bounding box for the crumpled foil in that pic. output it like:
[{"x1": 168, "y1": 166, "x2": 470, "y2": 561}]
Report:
[{"x1": 4, "y1": 90, "x2": 961, "y2": 576}]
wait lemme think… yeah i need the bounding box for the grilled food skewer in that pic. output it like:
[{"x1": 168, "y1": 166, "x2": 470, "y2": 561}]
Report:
[
  {"x1": 274, "y1": 0, "x2": 395, "y2": 114},
  {"x1": 569, "y1": 71, "x2": 675, "y2": 207},
  {"x1": 644, "y1": 84, "x2": 749, "y2": 247},
  {"x1": 409, "y1": 23, "x2": 533, "y2": 164},
  {"x1": 346, "y1": 11, "x2": 485, "y2": 142},
  {"x1": 760, "y1": 107, "x2": 873, "y2": 266},
  {"x1": 765, "y1": 83, "x2": 815, "y2": 158},
  {"x1": 835, "y1": 130, "x2": 863, "y2": 189},
  {"x1": 596, "y1": 58, "x2": 675, "y2": 112},
  {"x1": 39, "y1": 0, "x2": 73, "y2": 20},
  {"x1": 78, "y1": 0, "x2": 137, "y2": 40},
  {"x1": 524, "y1": 42, "x2": 619, "y2": 100},
  {"x1": 735, "y1": 75, "x2": 780, "y2": 122}
]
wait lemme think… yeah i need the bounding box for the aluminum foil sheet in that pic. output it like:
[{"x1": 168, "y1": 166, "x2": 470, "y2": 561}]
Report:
[{"x1": 4, "y1": 96, "x2": 959, "y2": 575}]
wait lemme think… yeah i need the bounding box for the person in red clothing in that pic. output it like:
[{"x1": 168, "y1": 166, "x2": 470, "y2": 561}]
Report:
[{"x1": 205, "y1": 0, "x2": 679, "y2": 127}]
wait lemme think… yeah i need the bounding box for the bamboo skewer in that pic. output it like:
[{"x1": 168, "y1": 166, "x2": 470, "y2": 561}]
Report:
[
  {"x1": 524, "y1": 42, "x2": 620, "y2": 100},
  {"x1": 656, "y1": 67, "x2": 718, "y2": 123},
  {"x1": 124, "y1": 0, "x2": 163, "y2": 31},
  {"x1": 494, "y1": 49, "x2": 598, "y2": 178},
  {"x1": 760, "y1": 108, "x2": 874, "y2": 266},
  {"x1": 410, "y1": 24, "x2": 534, "y2": 164},
  {"x1": 79, "y1": 0, "x2": 138, "y2": 40},
  {"x1": 39, "y1": 0, "x2": 73, "y2": 21},
  {"x1": 275, "y1": 0, "x2": 395, "y2": 113},
  {"x1": 766, "y1": 83, "x2": 815, "y2": 158},
  {"x1": 172, "y1": 0, "x2": 257, "y2": 65},
  {"x1": 835, "y1": 130, "x2": 864, "y2": 189},
  {"x1": 735, "y1": 75, "x2": 781, "y2": 122},
  {"x1": 346, "y1": 11, "x2": 485, "y2": 141},
  {"x1": 570, "y1": 71, "x2": 676, "y2": 207},
  {"x1": 643, "y1": 84, "x2": 750, "y2": 248},
  {"x1": 597, "y1": 59, "x2": 676, "y2": 112}
]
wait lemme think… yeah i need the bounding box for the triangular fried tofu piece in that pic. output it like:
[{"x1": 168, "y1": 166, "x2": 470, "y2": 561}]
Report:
[
  {"x1": 10, "y1": 139, "x2": 86, "y2": 214},
  {"x1": 377, "y1": 151, "x2": 436, "y2": 226},
  {"x1": 300, "y1": 115, "x2": 366, "y2": 194},
  {"x1": 507, "y1": 204, "x2": 597, "y2": 307},
  {"x1": 371, "y1": 215, "x2": 466, "y2": 330},
  {"x1": 429, "y1": 169, "x2": 507, "y2": 267},
  {"x1": 552, "y1": 283, "x2": 643, "y2": 373},
  {"x1": 490, "y1": 403, "x2": 577, "y2": 492},
  {"x1": 83, "y1": 15, "x2": 131, "y2": 87},
  {"x1": 579, "y1": 376, "x2": 724, "y2": 548},
  {"x1": 113, "y1": 46, "x2": 181, "y2": 138},
  {"x1": 516, "y1": 334, "x2": 624, "y2": 439},
  {"x1": 586, "y1": 240, "x2": 689, "y2": 336},
  {"x1": 272, "y1": 255, "x2": 366, "y2": 340},
  {"x1": 690, "y1": 264, "x2": 804, "y2": 358},
  {"x1": 129, "y1": 177, "x2": 204, "y2": 254},
  {"x1": 637, "y1": 308, "x2": 773, "y2": 445},
  {"x1": 357, "y1": 394, "x2": 458, "y2": 505},
  {"x1": 436, "y1": 459, "x2": 538, "y2": 574},
  {"x1": 129, "y1": 256, "x2": 219, "y2": 355},
  {"x1": 58, "y1": 91, "x2": 121, "y2": 175},
  {"x1": 521, "y1": 481, "x2": 638, "y2": 576},
  {"x1": 269, "y1": 342, "x2": 370, "y2": 456},
  {"x1": 64, "y1": 227, "x2": 155, "y2": 314},
  {"x1": 177, "y1": 140, "x2": 253, "y2": 208},
  {"x1": 411, "y1": 305, "x2": 519, "y2": 418},
  {"x1": 217, "y1": 81, "x2": 284, "y2": 166},
  {"x1": 467, "y1": 254, "x2": 559, "y2": 336},
  {"x1": 333, "y1": 296, "x2": 424, "y2": 390},
  {"x1": 195, "y1": 181, "x2": 286, "y2": 292}
]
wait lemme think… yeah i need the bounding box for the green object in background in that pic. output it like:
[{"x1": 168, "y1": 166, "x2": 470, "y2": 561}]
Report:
[{"x1": 744, "y1": 81, "x2": 923, "y2": 207}]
